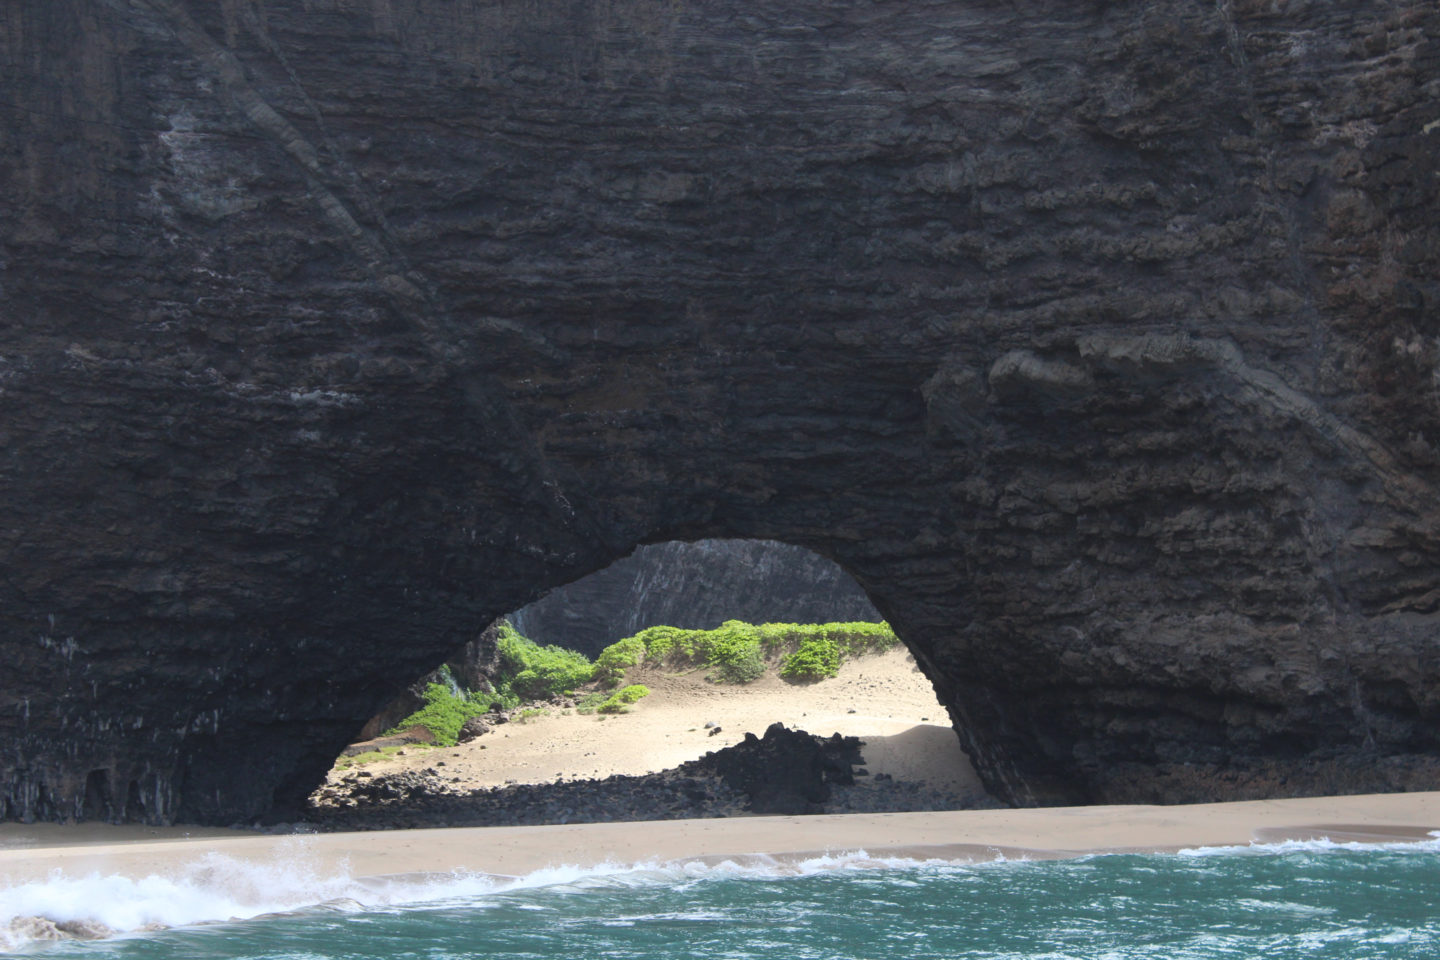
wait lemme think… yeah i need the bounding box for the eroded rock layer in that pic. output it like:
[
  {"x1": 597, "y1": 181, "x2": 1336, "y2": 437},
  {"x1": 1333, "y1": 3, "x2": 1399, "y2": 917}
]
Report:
[
  {"x1": 510, "y1": 540, "x2": 880, "y2": 656},
  {"x1": 2, "y1": 0, "x2": 1438, "y2": 823}
]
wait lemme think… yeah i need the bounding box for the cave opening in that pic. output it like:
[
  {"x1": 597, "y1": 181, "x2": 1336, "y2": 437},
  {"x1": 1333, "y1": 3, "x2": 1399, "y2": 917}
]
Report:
[
  {"x1": 82, "y1": 769, "x2": 112, "y2": 822},
  {"x1": 305, "y1": 539, "x2": 990, "y2": 825}
]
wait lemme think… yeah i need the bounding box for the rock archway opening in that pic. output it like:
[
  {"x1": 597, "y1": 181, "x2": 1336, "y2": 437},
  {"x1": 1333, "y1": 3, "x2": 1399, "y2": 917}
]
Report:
[{"x1": 306, "y1": 539, "x2": 993, "y2": 827}]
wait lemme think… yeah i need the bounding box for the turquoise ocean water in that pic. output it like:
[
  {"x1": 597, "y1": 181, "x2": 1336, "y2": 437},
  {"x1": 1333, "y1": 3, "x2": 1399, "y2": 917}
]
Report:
[{"x1": 3, "y1": 840, "x2": 1438, "y2": 958}]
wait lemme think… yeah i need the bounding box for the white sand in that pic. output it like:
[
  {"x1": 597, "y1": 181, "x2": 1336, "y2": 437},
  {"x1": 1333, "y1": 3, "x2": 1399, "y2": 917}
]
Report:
[{"x1": 323, "y1": 647, "x2": 985, "y2": 796}]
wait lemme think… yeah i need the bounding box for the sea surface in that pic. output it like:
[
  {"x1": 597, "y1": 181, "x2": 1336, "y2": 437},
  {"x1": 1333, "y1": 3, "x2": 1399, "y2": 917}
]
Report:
[{"x1": 3, "y1": 839, "x2": 1438, "y2": 958}]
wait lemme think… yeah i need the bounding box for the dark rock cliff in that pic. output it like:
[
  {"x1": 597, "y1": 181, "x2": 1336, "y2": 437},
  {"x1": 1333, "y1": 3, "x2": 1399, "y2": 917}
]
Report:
[
  {"x1": 2, "y1": 0, "x2": 1438, "y2": 823},
  {"x1": 509, "y1": 540, "x2": 880, "y2": 656}
]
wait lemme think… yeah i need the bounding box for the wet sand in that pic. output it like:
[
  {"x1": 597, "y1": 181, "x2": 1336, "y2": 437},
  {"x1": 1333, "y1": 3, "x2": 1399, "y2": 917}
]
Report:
[{"x1": 4, "y1": 792, "x2": 1438, "y2": 886}]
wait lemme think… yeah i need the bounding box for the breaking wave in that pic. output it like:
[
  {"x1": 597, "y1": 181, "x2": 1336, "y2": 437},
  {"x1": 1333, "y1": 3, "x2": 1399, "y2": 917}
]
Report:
[
  {"x1": 0, "y1": 845, "x2": 986, "y2": 950},
  {"x1": 3, "y1": 836, "x2": 1439, "y2": 954}
]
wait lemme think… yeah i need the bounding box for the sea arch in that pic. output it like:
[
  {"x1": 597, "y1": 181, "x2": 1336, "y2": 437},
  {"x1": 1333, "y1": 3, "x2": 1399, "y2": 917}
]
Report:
[
  {"x1": 323, "y1": 537, "x2": 983, "y2": 813},
  {"x1": 2, "y1": 0, "x2": 1439, "y2": 823}
]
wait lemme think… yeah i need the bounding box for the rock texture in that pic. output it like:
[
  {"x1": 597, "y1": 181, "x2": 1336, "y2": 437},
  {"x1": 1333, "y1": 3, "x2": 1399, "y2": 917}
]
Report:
[
  {"x1": 305, "y1": 723, "x2": 952, "y2": 830},
  {"x1": 509, "y1": 539, "x2": 880, "y2": 656},
  {"x1": 2, "y1": 0, "x2": 1439, "y2": 823},
  {"x1": 680, "y1": 722, "x2": 864, "y2": 815}
]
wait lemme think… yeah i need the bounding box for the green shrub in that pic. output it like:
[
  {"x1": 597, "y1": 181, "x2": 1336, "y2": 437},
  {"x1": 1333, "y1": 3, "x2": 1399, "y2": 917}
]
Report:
[
  {"x1": 593, "y1": 635, "x2": 647, "y2": 688},
  {"x1": 830, "y1": 620, "x2": 901, "y2": 657},
  {"x1": 779, "y1": 637, "x2": 842, "y2": 681},
  {"x1": 630, "y1": 624, "x2": 691, "y2": 660},
  {"x1": 386, "y1": 682, "x2": 488, "y2": 747},
  {"x1": 607, "y1": 619, "x2": 898, "y2": 684},
  {"x1": 597, "y1": 684, "x2": 651, "y2": 714},
  {"x1": 710, "y1": 644, "x2": 764, "y2": 683},
  {"x1": 493, "y1": 622, "x2": 594, "y2": 701},
  {"x1": 574, "y1": 691, "x2": 611, "y2": 715},
  {"x1": 698, "y1": 620, "x2": 763, "y2": 683}
]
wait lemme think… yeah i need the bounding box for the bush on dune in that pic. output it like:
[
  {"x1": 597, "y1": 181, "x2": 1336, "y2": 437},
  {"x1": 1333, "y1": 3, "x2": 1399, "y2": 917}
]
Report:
[
  {"x1": 773, "y1": 621, "x2": 898, "y2": 681},
  {"x1": 701, "y1": 620, "x2": 766, "y2": 683},
  {"x1": 597, "y1": 684, "x2": 651, "y2": 714},
  {"x1": 385, "y1": 620, "x2": 898, "y2": 744},
  {"x1": 603, "y1": 619, "x2": 898, "y2": 684},
  {"x1": 592, "y1": 635, "x2": 647, "y2": 687},
  {"x1": 778, "y1": 636, "x2": 843, "y2": 681},
  {"x1": 627, "y1": 624, "x2": 691, "y2": 660}
]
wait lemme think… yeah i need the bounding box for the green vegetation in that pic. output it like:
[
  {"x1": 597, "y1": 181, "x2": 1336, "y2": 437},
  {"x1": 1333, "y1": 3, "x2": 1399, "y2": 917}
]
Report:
[
  {"x1": 387, "y1": 623, "x2": 594, "y2": 744},
  {"x1": 592, "y1": 634, "x2": 647, "y2": 687},
  {"x1": 494, "y1": 622, "x2": 594, "y2": 702},
  {"x1": 779, "y1": 636, "x2": 843, "y2": 681},
  {"x1": 597, "y1": 619, "x2": 898, "y2": 685},
  {"x1": 703, "y1": 622, "x2": 766, "y2": 683},
  {"x1": 774, "y1": 622, "x2": 898, "y2": 681},
  {"x1": 574, "y1": 691, "x2": 612, "y2": 715},
  {"x1": 383, "y1": 681, "x2": 487, "y2": 747},
  {"x1": 383, "y1": 620, "x2": 899, "y2": 745},
  {"x1": 515, "y1": 706, "x2": 549, "y2": 723},
  {"x1": 597, "y1": 683, "x2": 651, "y2": 714}
]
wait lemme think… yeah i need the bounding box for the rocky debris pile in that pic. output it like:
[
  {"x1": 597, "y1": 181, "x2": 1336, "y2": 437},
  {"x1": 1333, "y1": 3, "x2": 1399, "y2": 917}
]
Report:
[
  {"x1": 305, "y1": 723, "x2": 990, "y2": 831},
  {"x1": 307, "y1": 768, "x2": 747, "y2": 831},
  {"x1": 456, "y1": 716, "x2": 492, "y2": 743},
  {"x1": 316, "y1": 768, "x2": 452, "y2": 806},
  {"x1": 679, "y1": 722, "x2": 863, "y2": 815}
]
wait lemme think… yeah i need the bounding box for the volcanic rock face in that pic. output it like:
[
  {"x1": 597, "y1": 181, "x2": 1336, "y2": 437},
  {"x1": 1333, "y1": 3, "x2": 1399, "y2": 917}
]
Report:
[
  {"x1": 509, "y1": 539, "x2": 880, "y2": 656},
  {"x1": 2, "y1": 0, "x2": 1439, "y2": 823}
]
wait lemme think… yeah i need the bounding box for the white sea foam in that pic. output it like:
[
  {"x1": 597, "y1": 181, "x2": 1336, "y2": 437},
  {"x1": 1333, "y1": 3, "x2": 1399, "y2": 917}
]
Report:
[
  {"x1": 0, "y1": 844, "x2": 500, "y2": 951},
  {"x1": 0, "y1": 845, "x2": 1012, "y2": 949},
  {"x1": 1175, "y1": 835, "x2": 1440, "y2": 858}
]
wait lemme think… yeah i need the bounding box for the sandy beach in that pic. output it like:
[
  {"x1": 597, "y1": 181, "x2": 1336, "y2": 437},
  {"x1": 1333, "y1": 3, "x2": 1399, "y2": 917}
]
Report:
[
  {"x1": 322, "y1": 647, "x2": 984, "y2": 796},
  {"x1": 3, "y1": 793, "x2": 1439, "y2": 888}
]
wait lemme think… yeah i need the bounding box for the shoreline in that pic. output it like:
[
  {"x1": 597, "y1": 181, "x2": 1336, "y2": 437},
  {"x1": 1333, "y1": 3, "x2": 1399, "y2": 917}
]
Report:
[{"x1": 4, "y1": 791, "x2": 1438, "y2": 886}]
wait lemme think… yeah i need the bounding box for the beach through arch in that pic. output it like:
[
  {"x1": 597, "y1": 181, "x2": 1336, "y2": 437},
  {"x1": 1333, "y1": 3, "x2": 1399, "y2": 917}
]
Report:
[{"x1": 304, "y1": 539, "x2": 991, "y2": 827}]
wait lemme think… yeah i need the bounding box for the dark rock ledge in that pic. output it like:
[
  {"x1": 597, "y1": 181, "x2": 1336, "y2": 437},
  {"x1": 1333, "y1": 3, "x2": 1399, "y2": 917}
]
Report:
[{"x1": 303, "y1": 724, "x2": 995, "y2": 832}]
